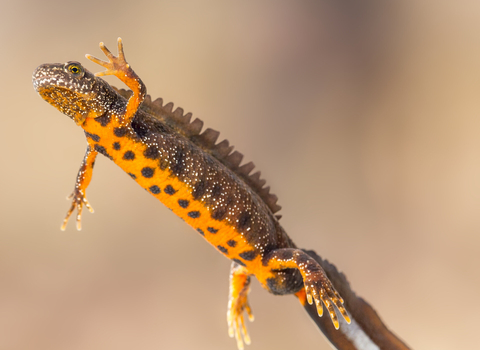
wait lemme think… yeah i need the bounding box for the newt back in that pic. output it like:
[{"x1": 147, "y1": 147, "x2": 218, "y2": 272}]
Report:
[{"x1": 114, "y1": 87, "x2": 282, "y2": 215}]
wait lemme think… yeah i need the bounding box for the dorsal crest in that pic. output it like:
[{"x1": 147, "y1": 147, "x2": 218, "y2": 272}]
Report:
[{"x1": 114, "y1": 88, "x2": 282, "y2": 215}]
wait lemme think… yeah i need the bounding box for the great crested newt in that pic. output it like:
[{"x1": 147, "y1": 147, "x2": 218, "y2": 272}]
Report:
[{"x1": 33, "y1": 38, "x2": 350, "y2": 349}]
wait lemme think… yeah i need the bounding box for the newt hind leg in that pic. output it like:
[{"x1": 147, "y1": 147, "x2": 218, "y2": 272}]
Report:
[
  {"x1": 264, "y1": 248, "x2": 351, "y2": 329},
  {"x1": 227, "y1": 262, "x2": 254, "y2": 350}
]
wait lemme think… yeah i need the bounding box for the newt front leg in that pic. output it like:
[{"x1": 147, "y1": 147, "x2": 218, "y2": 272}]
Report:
[
  {"x1": 86, "y1": 38, "x2": 146, "y2": 124},
  {"x1": 61, "y1": 145, "x2": 97, "y2": 231}
]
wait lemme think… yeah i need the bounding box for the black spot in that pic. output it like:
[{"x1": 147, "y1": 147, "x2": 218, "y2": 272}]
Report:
[
  {"x1": 237, "y1": 212, "x2": 252, "y2": 230},
  {"x1": 95, "y1": 113, "x2": 111, "y2": 127},
  {"x1": 144, "y1": 145, "x2": 159, "y2": 159},
  {"x1": 131, "y1": 118, "x2": 170, "y2": 139},
  {"x1": 188, "y1": 211, "x2": 200, "y2": 219},
  {"x1": 128, "y1": 173, "x2": 136, "y2": 179},
  {"x1": 227, "y1": 240, "x2": 237, "y2": 248},
  {"x1": 178, "y1": 199, "x2": 189, "y2": 208},
  {"x1": 266, "y1": 270, "x2": 304, "y2": 295},
  {"x1": 211, "y1": 184, "x2": 222, "y2": 198},
  {"x1": 85, "y1": 132, "x2": 100, "y2": 142},
  {"x1": 192, "y1": 180, "x2": 207, "y2": 200},
  {"x1": 123, "y1": 150, "x2": 135, "y2": 160},
  {"x1": 196, "y1": 228, "x2": 204, "y2": 236},
  {"x1": 233, "y1": 259, "x2": 246, "y2": 267},
  {"x1": 239, "y1": 250, "x2": 257, "y2": 261},
  {"x1": 113, "y1": 142, "x2": 121, "y2": 150},
  {"x1": 149, "y1": 185, "x2": 161, "y2": 194},
  {"x1": 207, "y1": 227, "x2": 218, "y2": 234},
  {"x1": 170, "y1": 147, "x2": 186, "y2": 175},
  {"x1": 211, "y1": 207, "x2": 226, "y2": 221},
  {"x1": 94, "y1": 145, "x2": 113, "y2": 160},
  {"x1": 131, "y1": 119, "x2": 149, "y2": 138},
  {"x1": 217, "y1": 245, "x2": 228, "y2": 254},
  {"x1": 114, "y1": 127, "x2": 127, "y2": 137},
  {"x1": 265, "y1": 278, "x2": 281, "y2": 295},
  {"x1": 141, "y1": 167, "x2": 154, "y2": 178},
  {"x1": 164, "y1": 185, "x2": 176, "y2": 195},
  {"x1": 263, "y1": 243, "x2": 277, "y2": 256}
]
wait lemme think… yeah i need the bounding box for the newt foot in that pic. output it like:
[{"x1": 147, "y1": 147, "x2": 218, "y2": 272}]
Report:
[
  {"x1": 227, "y1": 291, "x2": 254, "y2": 350},
  {"x1": 304, "y1": 272, "x2": 350, "y2": 329},
  {"x1": 61, "y1": 189, "x2": 94, "y2": 231},
  {"x1": 86, "y1": 38, "x2": 130, "y2": 78}
]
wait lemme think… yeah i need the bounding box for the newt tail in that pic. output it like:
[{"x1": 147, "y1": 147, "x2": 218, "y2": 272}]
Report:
[{"x1": 33, "y1": 38, "x2": 351, "y2": 349}]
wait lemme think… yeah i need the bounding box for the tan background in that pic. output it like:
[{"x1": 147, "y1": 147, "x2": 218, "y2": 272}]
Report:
[{"x1": 1, "y1": 0, "x2": 479, "y2": 349}]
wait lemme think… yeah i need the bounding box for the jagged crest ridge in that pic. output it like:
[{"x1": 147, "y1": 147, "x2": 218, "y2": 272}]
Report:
[{"x1": 113, "y1": 88, "x2": 282, "y2": 214}]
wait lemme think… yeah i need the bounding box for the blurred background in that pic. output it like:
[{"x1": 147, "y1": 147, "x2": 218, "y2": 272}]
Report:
[{"x1": 1, "y1": 0, "x2": 479, "y2": 349}]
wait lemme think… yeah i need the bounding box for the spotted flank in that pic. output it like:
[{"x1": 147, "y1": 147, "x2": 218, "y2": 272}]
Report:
[{"x1": 33, "y1": 38, "x2": 350, "y2": 350}]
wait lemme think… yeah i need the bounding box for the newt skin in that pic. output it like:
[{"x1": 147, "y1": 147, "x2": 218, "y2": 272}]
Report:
[{"x1": 33, "y1": 38, "x2": 350, "y2": 349}]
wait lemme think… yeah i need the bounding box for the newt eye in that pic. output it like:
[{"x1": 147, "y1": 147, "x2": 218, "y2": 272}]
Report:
[{"x1": 66, "y1": 63, "x2": 83, "y2": 76}]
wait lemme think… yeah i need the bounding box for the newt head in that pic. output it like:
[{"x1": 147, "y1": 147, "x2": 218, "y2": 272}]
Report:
[{"x1": 33, "y1": 61, "x2": 117, "y2": 125}]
